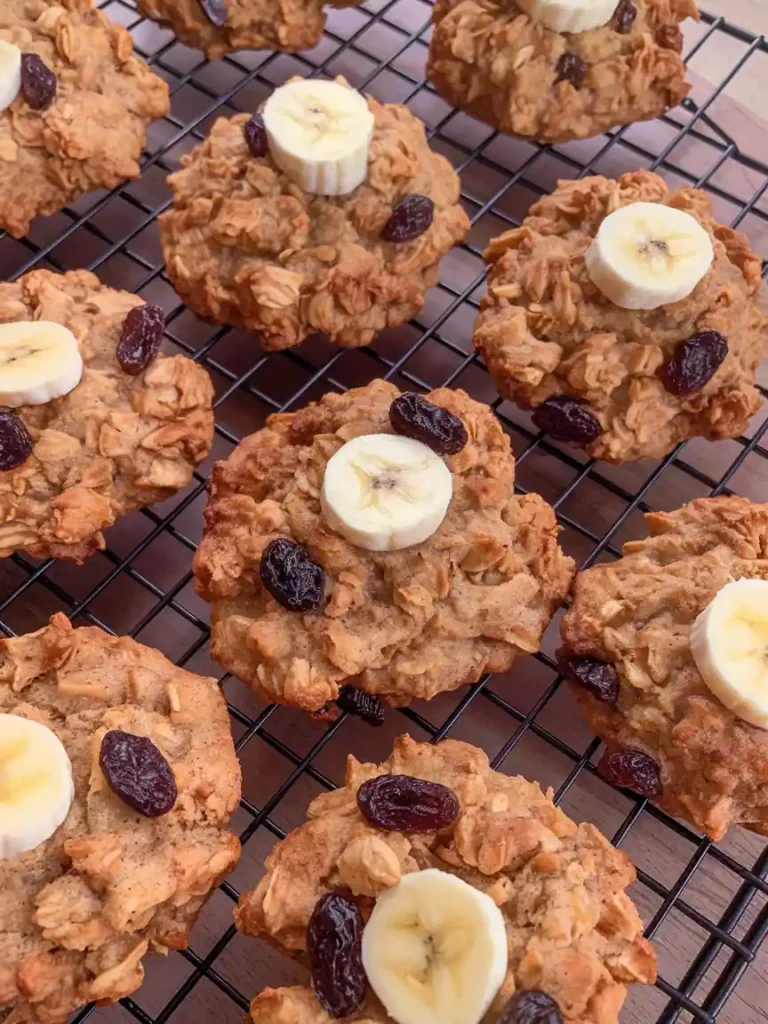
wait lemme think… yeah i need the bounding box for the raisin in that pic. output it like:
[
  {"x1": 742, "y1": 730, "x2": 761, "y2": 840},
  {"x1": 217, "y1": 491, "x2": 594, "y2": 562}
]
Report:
[
  {"x1": 260, "y1": 538, "x2": 325, "y2": 612},
  {"x1": 200, "y1": 0, "x2": 227, "y2": 26},
  {"x1": 0, "y1": 411, "x2": 33, "y2": 471},
  {"x1": 554, "y1": 54, "x2": 589, "y2": 88},
  {"x1": 357, "y1": 774, "x2": 459, "y2": 832},
  {"x1": 532, "y1": 396, "x2": 602, "y2": 446},
  {"x1": 244, "y1": 114, "x2": 268, "y2": 157},
  {"x1": 117, "y1": 304, "x2": 165, "y2": 375},
  {"x1": 100, "y1": 730, "x2": 177, "y2": 818},
  {"x1": 611, "y1": 0, "x2": 637, "y2": 33},
  {"x1": 307, "y1": 893, "x2": 366, "y2": 1017},
  {"x1": 557, "y1": 650, "x2": 619, "y2": 705},
  {"x1": 389, "y1": 392, "x2": 468, "y2": 455},
  {"x1": 660, "y1": 330, "x2": 728, "y2": 396},
  {"x1": 499, "y1": 990, "x2": 564, "y2": 1024},
  {"x1": 382, "y1": 195, "x2": 434, "y2": 243},
  {"x1": 20, "y1": 54, "x2": 57, "y2": 110},
  {"x1": 336, "y1": 686, "x2": 385, "y2": 726},
  {"x1": 656, "y1": 24, "x2": 683, "y2": 50},
  {"x1": 598, "y1": 749, "x2": 662, "y2": 797}
]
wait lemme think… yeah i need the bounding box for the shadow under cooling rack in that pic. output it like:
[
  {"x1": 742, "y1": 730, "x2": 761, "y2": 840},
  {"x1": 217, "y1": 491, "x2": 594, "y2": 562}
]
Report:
[{"x1": 0, "y1": 3, "x2": 767, "y2": 1024}]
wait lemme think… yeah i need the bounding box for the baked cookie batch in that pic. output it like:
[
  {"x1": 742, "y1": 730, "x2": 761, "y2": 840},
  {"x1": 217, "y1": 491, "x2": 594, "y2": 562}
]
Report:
[{"x1": 1, "y1": 0, "x2": 767, "y2": 1023}]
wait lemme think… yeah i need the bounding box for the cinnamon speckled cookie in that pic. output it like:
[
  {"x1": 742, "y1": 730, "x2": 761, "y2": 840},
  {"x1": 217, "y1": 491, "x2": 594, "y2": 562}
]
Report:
[{"x1": 0, "y1": 614, "x2": 241, "y2": 1024}]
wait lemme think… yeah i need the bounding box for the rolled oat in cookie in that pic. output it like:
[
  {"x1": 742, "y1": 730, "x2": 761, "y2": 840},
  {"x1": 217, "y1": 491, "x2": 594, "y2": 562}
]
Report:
[
  {"x1": 0, "y1": 0, "x2": 169, "y2": 239},
  {"x1": 159, "y1": 78, "x2": 469, "y2": 352},
  {"x1": 237, "y1": 735, "x2": 656, "y2": 1024},
  {"x1": 193, "y1": 379, "x2": 574, "y2": 711},
  {"x1": 427, "y1": 0, "x2": 697, "y2": 143},
  {"x1": 0, "y1": 613, "x2": 241, "y2": 1024},
  {"x1": 0, "y1": 269, "x2": 214, "y2": 562},
  {"x1": 561, "y1": 496, "x2": 768, "y2": 840},
  {"x1": 474, "y1": 171, "x2": 767, "y2": 463}
]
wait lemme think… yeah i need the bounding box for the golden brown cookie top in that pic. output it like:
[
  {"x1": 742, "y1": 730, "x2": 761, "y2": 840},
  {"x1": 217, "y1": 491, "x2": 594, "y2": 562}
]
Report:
[
  {"x1": 193, "y1": 379, "x2": 574, "y2": 710},
  {"x1": 560, "y1": 496, "x2": 768, "y2": 840},
  {"x1": 0, "y1": 0, "x2": 169, "y2": 238},
  {"x1": 473, "y1": 171, "x2": 766, "y2": 463},
  {"x1": 160, "y1": 85, "x2": 469, "y2": 351},
  {"x1": 427, "y1": 0, "x2": 696, "y2": 143},
  {"x1": 0, "y1": 613, "x2": 241, "y2": 1024},
  {"x1": 238, "y1": 735, "x2": 656, "y2": 1024},
  {"x1": 0, "y1": 269, "x2": 214, "y2": 562}
]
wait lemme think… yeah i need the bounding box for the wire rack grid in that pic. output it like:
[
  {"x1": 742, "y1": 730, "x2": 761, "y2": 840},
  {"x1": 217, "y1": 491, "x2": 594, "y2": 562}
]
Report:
[{"x1": 0, "y1": 1, "x2": 767, "y2": 1023}]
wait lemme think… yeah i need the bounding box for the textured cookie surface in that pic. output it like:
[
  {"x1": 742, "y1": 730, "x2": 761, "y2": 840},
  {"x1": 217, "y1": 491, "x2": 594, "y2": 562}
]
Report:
[
  {"x1": 474, "y1": 171, "x2": 766, "y2": 463},
  {"x1": 561, "y1": 497, "x2": 768, "y2": 840},
  {"x1": 160, "y1": 91, "x2": 469, "y2": 351},
  {"x1": 0, "y1": 0, "x2": 169, "y2": 239},
  {"x1": 193, "y1": 379, "x2": 574, "y2": 710},
  {"x1": 137, "y1": 0, "x2": 356, "y2": 58},
  {"x1": 427, "y1": 0, "x2": 695, "y2": 143},
  {"x1": 238, "y1": 734, "x2": 656, "y2": 1024},
  {"x1": 0, "y1": 614, "x2": 241, "y2": 1024},
  {"x1": 0, "y1": 269, "x2": 214, "y2": 562}
]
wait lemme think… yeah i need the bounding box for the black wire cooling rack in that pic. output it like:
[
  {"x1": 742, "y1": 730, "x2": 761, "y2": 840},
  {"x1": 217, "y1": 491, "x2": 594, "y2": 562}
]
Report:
[{"x1": 1, "y1": 2, "x2": 767, "y2": 1022}]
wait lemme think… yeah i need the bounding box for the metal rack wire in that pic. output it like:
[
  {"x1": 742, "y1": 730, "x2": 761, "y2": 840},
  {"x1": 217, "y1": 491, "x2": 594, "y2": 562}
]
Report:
[{"x1": 1, "y1": 1, "x2": 767, "y2": 1022}]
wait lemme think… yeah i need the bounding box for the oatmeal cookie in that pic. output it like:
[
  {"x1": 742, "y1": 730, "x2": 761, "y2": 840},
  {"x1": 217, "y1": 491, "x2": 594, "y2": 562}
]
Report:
[
  {"x1": 427, "y1": 0, "x2": 696, "y2": 143},
  {"x1": 0, "y1": 269, "x2": 214, "y2": 562},
  {"x1": 0, "y1": 0, "x2": 169, "y2": 239},
  {"x1": 193, "y1": 379, "x2": 574, "y2": 711},
  {"x1": 237, "y1": 734, "x2": 656, "y2": 1024},
  {"x1": 159, "y1": 89, "x2": 469, "y2": 351},
  {"x1": 473, "y1": 171, "x2": 766, "y2": 463},
  {"x1": 0, "y1": 613, "x2": 241, "y2": 1024},
  {"x1": 137, "y1": 0, "x2": 357, "y2": 58},
  {"x1": 560, "y1": 496, "x2": 768, "y2": 840}
]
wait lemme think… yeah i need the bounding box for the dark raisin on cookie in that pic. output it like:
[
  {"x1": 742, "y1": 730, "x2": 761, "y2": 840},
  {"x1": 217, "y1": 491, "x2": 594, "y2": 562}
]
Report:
[
  {"x1": 660, "y1": 330, "x2": 728, "y2": 396},
  {"x1": 307, "y1": 893, "x2": 366, "y2": 1016},
  {"x1": 20, "y1": 54, "x2": 57, "y2": 111},
  {"x1": 382, "y1": 195, "x2": 434, "y2": 243},
  {"x1": 357, "y1": 774, "x2": 460, "y2": 832},
  {"x1": 260, "y1": 538, "x2": 325, "y2": 612},
  {"x1": 0, "y1": 411, "x2": 33, "y2": 471},
  {"x1": 555, "y1": 54, "x2": 589, "y2": 89},
  {"x1": 244, "y1": 114, "x2": 268, "y2": 157},
  {"x1": 389, "y1": 392, "x2": 468, "y2": 455},
  {"x1": 499, "y1": 990, "x2": 564, "y2": 1024},
  {"x1": 100, "y1": 730, "x2": 177, "y2": 818},
  {"x1": 611, "y1": 0, "x2": 637, "y2": 33},
  {"x1": 557, "y1": 650, "x2": 619, "y2": 704},
  {"x1": 200, "y1": 0, "x2": 227, "y2": 26},
  {"x1": 116, "y1": 304, "x2": 165, "y2": 375},
  {"x1": 336, "y1": 686, "x2": 385, "y2": 726},
  {"x1": 532, "y1": 396, "x2": 602, "y2": 446},
  {"x1": 656, "y1": 24, "x2": 683, "y2": 50},
  {"x1": 598, "y1": 749, "x2": 662, "y2": 797}
]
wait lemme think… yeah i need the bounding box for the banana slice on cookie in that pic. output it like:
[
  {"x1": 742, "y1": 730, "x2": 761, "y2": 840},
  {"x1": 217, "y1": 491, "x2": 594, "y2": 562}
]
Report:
[
  {"x1": 516, "y1": 0, "x2": 618, "y2": 32},
  {"x1": 586, "y1": 202, "x2": 714, "y2": 310},
  {"x1": 361, "y1": 868, "x2": 508, "y2": 1024},
  {"x1": 0, "y1": 41, "x2": 21, "y2": 114},
  {"x1": 0, "y1": 321, "x2": 83, "y2": 407},
  {"x1": 691, "y1": 578, "x2": 768, "y2": 730},
  {"x1": 321, "y1": 433, "x2": 453, "y2": 551},
  {"x1": 0, "y1": 714, "x2": 75, "y2": 858},
  {"x1": 262, "y1": 78, "x2": 375, "y2": 196}
]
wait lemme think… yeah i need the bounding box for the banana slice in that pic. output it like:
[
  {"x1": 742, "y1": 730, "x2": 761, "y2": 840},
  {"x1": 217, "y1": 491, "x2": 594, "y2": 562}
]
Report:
[
  {"x1": 262, "y1": 78, "x2": 375, "y2": 196},
  {"x1": 516, "y1": 0, "x2": 618, "y2": 32},
  {"x1": 0, "y1": 713, "x2": 75, "y2": 858},
  {"x1": 361, "y1": 868, "x2": 508, "y2": 1024},
  {"x1": 0, "y1": 320, "x2": 83, "y2": 407},
  {"x1": 690, "y1": 578, "x2": 768, "y2": 730},
  {"x1": 585, "y1": 201, "x2": 714, "y2": 310},
  {"x1": 0, "y1": 41, "x2": 21, "y2": 114},
  {"x1": 320, "y1": 433, "x2": 452, "y2": 551}
]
